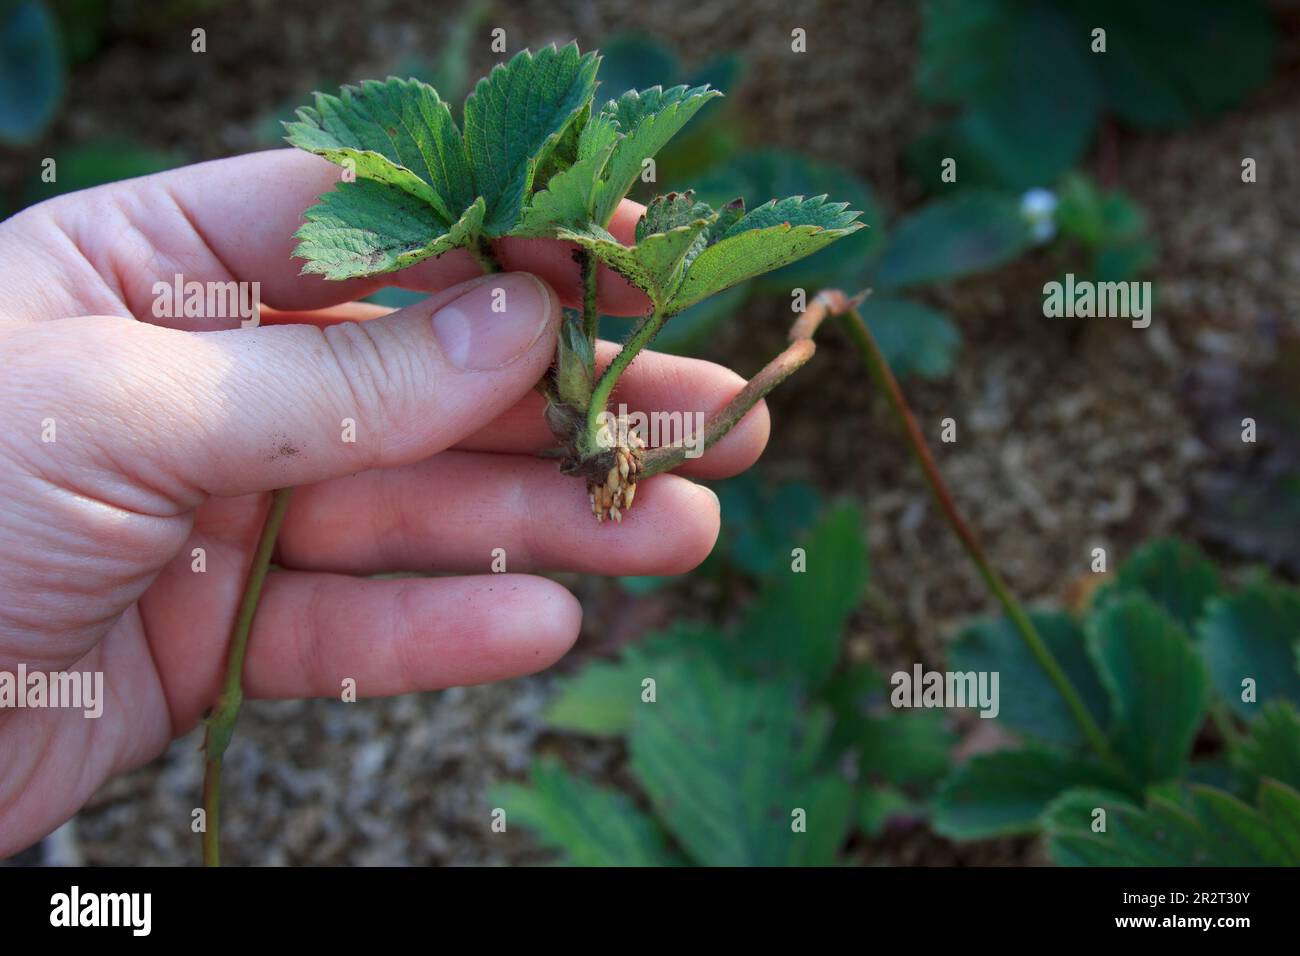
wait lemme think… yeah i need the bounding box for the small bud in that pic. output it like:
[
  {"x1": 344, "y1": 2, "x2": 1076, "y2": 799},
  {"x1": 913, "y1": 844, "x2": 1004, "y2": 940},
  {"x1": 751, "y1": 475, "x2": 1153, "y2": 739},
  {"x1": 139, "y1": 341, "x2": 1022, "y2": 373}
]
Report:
[
  {"x1": 606, "y1": 466, "x2": 620, "y2": 492},
  {"x1": 623, "y1": 483, "x2": 636, "y2": 509}
]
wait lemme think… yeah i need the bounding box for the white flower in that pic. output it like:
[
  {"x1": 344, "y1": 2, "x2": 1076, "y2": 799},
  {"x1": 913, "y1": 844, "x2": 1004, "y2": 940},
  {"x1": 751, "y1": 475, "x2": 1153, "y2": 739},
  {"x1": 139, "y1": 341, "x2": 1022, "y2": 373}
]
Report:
[{"x1": 1019, "y1": 188, "x2": 1059, "y2": 243}]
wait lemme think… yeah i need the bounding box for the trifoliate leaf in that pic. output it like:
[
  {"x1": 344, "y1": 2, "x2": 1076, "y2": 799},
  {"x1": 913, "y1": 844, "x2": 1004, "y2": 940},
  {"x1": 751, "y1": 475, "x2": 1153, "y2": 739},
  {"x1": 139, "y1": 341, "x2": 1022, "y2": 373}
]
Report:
[
  {"x1": 463, "y1": 43, "x2": 600, "y2": 235},
  {"x1": 283, "y1": 77, "x2": 473, "y2": 223},
  {"x1": 666, "y1": 195, "x2": 864, "y2": 313},
  {"x1": 488, "y1": 759, "x2": 682, "y2": 866},
  {"x1": 1087, "y1": 595, "x2": 1210, "y2": 787},
  {"x1": 591, "y1": 84, "x2": 722, "y2": 227},
  {"x1": 294, "y1": 182, "x2": 484, "y2": 279},
  {"x1": 1199, "y1": 580, "x2": 1300, "y2": 719}
]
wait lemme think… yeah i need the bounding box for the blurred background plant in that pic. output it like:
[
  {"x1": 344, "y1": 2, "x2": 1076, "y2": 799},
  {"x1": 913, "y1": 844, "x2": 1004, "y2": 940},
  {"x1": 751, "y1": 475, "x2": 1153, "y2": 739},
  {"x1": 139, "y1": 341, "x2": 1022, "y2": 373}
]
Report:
[{"x1": 2, "y1": 0, "x2": 1296, "y2": 867}]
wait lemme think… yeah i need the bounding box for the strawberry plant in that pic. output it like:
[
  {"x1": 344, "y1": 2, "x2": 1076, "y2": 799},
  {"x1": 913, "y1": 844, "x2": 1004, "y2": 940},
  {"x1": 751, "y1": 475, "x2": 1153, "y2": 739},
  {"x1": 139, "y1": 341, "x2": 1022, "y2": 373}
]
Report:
[
  {"x1": 283, "y1": 43, "x2": 863, "y2": 523},
  {"x1": 934, "y1": 537, "x2": 1300, "y2": 865}
]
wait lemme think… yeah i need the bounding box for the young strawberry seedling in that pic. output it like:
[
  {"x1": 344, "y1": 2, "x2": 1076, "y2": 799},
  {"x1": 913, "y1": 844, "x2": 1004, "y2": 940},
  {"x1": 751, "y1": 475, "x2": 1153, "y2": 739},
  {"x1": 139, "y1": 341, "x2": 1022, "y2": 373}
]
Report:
[{"x1": 284, "y1": 43, "x2": 863, "y2": 521}]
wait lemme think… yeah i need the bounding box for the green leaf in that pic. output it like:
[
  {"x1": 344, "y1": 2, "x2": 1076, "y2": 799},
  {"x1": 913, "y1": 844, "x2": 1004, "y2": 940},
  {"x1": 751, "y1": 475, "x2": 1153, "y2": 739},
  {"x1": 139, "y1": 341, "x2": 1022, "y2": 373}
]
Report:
[
  {"x1": 917, "y1": 2, "x2": 1101, "y2": 190},
  {"x1": 857, "y1": 710, "x2": 954, "y2": 788},
  {"x1": 735, "y1": 502, "x2": 868, "y2": 687},
  {"x1": 667, "y1": 195, "x2": 864, "y2": 313},
  {"x1": 933, "y1": 749, "x2": 1126, "y2": 839},
  {"x1": 0, "y1": 0, "x2": 63, "y2": 145},
  {"x1": 544, "y1": 660, "x2": 637, "y2": 738},
  {"x1": 1231, "y1": 701, "x2": 1300, "y2": 792},
  {"x1": 1093, "y1": 0, "x2": 1278, "y2": 130},
  {"x1": 950, "y1": 610, "x2": 1109, "y2": 750},
  {"x1": 591, "y1": 83, "x2": 722, "y2": 227},
  {"x1": 1093, "y1": 537, "x2": 1220, "y2": 635},
  {"x1": 875, "y1": 192, "x2": 1030, "y2": 289},
  {"x1": 294, "y1": 183, "x2": 484, "y2": 279},
  {"x1": 627, "y1": 656, "x2": 854, "y2": 866},
  {"x1": 1047, "y1": 781, "x2": 1300, "y2": 866},
  {"x1": 511, "y1": 137, "x2": 616, "y2": 237},
  {"x1": 489, "y1": 759, "x2": 681, "y2": 866},
  {"x1": 558, "y1": 215, "x2": 714, "y2": 309},
  {"x1": 691, "y1": 150, "x2": 884, "y2": 291},
  {"x1": 1199, "y1": 580, "x2": 1300, "y2": 720},
  {"x1": 859, "y1": 297, "x2": 960, "y2": 380},
  {"x1": 284, "y1": 77, "x2": 474, "y2": 223},
  {"x1": 545, "y1": 623, "x2": 733, "y2": 738},
  {"x1": 463, "y1": 43, "x2": 600, "y2": 235},
  {"x1": 713, "y1": 474, "x2": 824, "y2": 579},
  {"x1": 1087, "y1": 595, "x2": 1210, "y2": 787}
]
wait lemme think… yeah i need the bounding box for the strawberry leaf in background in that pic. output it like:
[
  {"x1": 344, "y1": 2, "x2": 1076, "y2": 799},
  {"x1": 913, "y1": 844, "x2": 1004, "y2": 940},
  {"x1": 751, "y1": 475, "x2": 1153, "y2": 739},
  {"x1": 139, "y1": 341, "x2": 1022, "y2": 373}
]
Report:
[
  {"x1": 859, "y1": 297, "x2": 961, "y2": 381},
  {"x1": 1087, "y1": 595, "x2": 1210, "y2": 788},
  {"x1": 1093, "y1": 537, "x2": 1221, "y2": 635},
  {"x1": 950, "y1": 609, "x2": 1109, "y2": 750},
  {"x1": 628, "y1": 656, "x2": 854, "y2": 866},
  {"x1": 488, "y1": 759, "x2": 682, "y2": 866},
  {"x1": 875, "y1": 191, "x2": 1030, "y2": 289},
  {"x1": 1199, "y1": 580, "x2": 1300, "y2": 720},
  {"x1": 1046, "y1": 781, "x2": 1300, "y2": 866},
  {"x1": 933, "y1": 749, "x2": 1127, "y2": 840},
  {"x1": 1231, "y1": 700, "x2": 1300, "y2": 792}
]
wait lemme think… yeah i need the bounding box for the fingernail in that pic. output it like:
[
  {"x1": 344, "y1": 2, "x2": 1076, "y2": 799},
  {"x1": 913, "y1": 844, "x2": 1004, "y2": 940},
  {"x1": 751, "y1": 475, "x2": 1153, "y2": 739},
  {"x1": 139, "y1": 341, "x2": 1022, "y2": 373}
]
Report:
[{"x1": 431, "y1": 273, "x2": 553, "y2": 371}]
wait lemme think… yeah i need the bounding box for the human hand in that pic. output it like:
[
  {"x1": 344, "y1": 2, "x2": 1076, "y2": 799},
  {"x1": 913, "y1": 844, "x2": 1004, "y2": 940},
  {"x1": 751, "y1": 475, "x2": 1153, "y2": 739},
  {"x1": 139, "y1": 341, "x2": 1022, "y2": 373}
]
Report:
[{"x1": 0, "y1": 149, "x2": 770, "y2": 857}]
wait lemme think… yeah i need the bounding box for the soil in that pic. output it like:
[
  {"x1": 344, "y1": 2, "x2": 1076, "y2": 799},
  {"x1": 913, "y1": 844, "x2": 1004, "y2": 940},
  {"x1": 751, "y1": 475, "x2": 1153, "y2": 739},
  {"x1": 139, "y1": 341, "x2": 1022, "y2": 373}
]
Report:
[{"x1": 4, "y1": 0, "x2": 1298, "y2": 866}]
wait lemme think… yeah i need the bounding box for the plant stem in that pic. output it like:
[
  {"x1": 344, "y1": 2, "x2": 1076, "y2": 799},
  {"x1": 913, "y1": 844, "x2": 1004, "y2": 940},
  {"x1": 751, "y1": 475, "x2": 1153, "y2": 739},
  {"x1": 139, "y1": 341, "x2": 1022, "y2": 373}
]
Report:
[
  {"x1": 838, "y1": 303, "x2": 1115, "y2": 764},
  {"x1": 585, "y1": 307, "x2": 665, "y2": 452},
  {"x1": 201, "y1": 486, "x2": 294, "y2": 867},
  {"x1": 639, "y1": 292, "x2": 839, "y2": 478},
  {"x1": 579, "y1": 249, "x2": 599, "y2": 345},
  {"x1": 468, "y1": 236, "x2": 501, "y2": 274}
]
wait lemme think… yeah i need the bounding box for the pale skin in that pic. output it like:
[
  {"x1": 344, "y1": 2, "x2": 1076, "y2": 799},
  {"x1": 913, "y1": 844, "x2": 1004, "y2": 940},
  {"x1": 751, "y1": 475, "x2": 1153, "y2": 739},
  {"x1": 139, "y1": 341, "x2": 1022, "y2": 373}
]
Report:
[{"x1": 0, "y1": 149, "x2": 771, "y2": 858}]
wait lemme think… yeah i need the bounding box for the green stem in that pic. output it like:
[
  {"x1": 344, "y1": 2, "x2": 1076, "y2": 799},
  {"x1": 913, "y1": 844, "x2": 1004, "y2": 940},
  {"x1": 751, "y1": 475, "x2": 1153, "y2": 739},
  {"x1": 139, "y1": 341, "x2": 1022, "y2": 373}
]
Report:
[
  {"x1": 584, "y1": 307, "x2": 665, "y2": 453},
  {"x1": 839, "y1": 306, "x2": 1115, "y2": 764},
  {"x1": 201, "y1": 487, "x2": 294, "y2": 867},
  {"x1": 468, "y1": 236, "x2": 501, "y2": 274},
  {"x1": 579, "y1": 249, "x2": 599, "y2": 345}
]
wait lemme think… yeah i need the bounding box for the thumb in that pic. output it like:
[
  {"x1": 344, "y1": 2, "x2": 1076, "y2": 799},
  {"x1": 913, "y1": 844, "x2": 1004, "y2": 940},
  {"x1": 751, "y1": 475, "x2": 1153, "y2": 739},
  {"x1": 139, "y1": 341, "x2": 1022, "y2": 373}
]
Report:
[{"x1": 35, "y1": 272, "x2": 559, "y2": 504}]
